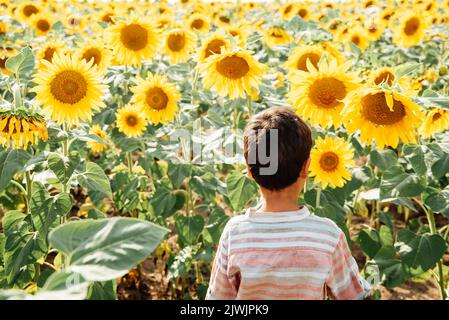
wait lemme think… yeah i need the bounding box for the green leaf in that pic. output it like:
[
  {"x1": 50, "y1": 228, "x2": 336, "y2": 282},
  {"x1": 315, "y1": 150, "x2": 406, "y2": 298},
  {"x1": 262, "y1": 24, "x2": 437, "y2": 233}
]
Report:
[
  {"x1": 48, "y1": 217, "x2": 169, "y2": 281},
  {"x1": 30, "y1": 183, "x2": 71, "y2": 237},
  {"x1": 77, "y1": 162, "x2": 112, "y2": 199},
  {"x1": 431, "y1": 154, "x2": 449, "y2": 179},
  {"x1": 226, "y1": 170, "x2": 258, "y2": 211},
  {"x1": 395, "y1": 229, "x2": 447, "y2": 271},
  {"x1": 366, "y1": 246, "x2": 407, "y2": 288},
  {"x1": 47, "y1": 152, "x2": 67, "y2": 184},
  {"x1": 167, "y1": 244, "x2": 201, "y2": 280},
  {"x1": 357, "y1": 229, "x2": 382, "y2": 259},
  {"x1": 394, "y1": 63, "x2": 420, "y2": 79},
  {"x1": 403, "y1": 144, "x2": 427, "y2": 175},
  {"x1": 369, "y1": 149, "x2": 398, "y2": 171},
  {"x1": 86, "y1": 281, "x2": 117, "y2": 300},
  {"x1": 0, "y1": 149, "x2": 31, "y2": 191},
  {"x1": 425, "y1": 188, "x2": 449, "y2": 217},
  {"x1": 168, "y1": 163, "x2": 192, "y2": 188},
  {"x1": 38, "y1": 271, "x2": 89, "y2": 300},
  {"x1": 5, "y1": 47, "x2": 35, "y2": 77},
  {"x1": 149, "y1": 186, "x2": 177, "y2": 218},
  {"x1": 175, "y1": 215, "x2": 205, "y2": 246},
  {"x1": 380, "y1": 165, "x2": 425, "y2": 200}
]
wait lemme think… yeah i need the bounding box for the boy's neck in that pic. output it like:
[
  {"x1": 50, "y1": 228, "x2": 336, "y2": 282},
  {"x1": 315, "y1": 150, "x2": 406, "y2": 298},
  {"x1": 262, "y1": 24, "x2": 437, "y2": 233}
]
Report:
[{"x1": 260, "y1": 184, "x2": 301, "y2": 212}]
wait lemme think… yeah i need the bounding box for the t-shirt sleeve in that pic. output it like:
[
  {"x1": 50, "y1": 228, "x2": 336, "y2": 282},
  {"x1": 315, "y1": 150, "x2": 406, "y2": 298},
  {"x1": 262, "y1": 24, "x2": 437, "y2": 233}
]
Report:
[
  {"x1": 326, "y1": 231, "x2": 371, "y2": 300},
  {"x1": 205, "y1": 223, "x2": 239, "y2": 300}
]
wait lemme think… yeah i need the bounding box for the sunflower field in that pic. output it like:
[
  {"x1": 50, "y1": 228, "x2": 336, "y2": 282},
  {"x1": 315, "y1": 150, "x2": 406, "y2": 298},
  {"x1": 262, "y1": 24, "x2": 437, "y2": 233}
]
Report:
[{"x1": 0, "y1": 0, "x2": 448, "y2": 301}]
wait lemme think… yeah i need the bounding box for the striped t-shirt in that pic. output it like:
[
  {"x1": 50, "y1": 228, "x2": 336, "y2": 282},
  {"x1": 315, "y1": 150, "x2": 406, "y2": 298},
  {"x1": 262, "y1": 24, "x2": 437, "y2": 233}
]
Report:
[{"x1": 206, "y1": 206, "x2": 371, "y2": 300}]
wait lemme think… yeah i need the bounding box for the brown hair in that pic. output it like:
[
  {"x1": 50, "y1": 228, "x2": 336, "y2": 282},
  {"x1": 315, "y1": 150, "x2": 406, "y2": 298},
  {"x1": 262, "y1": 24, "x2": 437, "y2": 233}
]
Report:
[{"x1": 243, "y1": 107, "x2": 312, "y2": 191}]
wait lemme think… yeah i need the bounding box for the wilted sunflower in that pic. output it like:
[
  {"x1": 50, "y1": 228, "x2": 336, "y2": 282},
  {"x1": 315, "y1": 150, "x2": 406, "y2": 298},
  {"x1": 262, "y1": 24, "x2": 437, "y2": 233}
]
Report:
[
  {"x1": 343, "y1": 88, "x2": 423, "y2": 148},
  {"x1": 393, "y1": 12, "x2": 427, "y2": 47},
  {"x1": 288, "y1": 59, "x2": 359, "y2": 128},
  {"x1": 187, "y1": 13, "x2": 210, "y2": 33},
  {"x1": 419, "y1": 108, "x2": 449, "y2": 138},
  {"x1": 164, "y1": 28, "x2": 196, "y2": 64},
  {"x1": 74, "y1": 40, "x2": 112, "y2": 71},
  {"x1": 0, "y1": 109, "x2": 48, "y2": 150},
  {"x1": 87, "y1": 124, "x2": 108, "y2": 154},
  {"x1": 132, "y1": 73, "x2": 180, "y2": 125},
  {"x1": 309, "y1": 136, "x2": 355, "y2": 189},
  {"x1": 31, "y1": 13, "x2": 53, "y2": 37},
  {"x1": 17, "y1": 1, "x2": 40, "y2": 23},
  {"x1": 32, "y1": 52, "x2": 106, "y2": 126},
  {"x1": 262, "y1": 26, "x2": 292, "y2": 48},
  {"x1": 116, "y1": 104, "x2": 147, "y2": 137},
  {"x1": 198, "y1": 32, "x2": 231, "y2": 62},
  {"x1": 198, "y1": 48, "x2": 266, "y2": 99},
  {"x1": 107, "y1": 15, "x2": 160, "y2": 65}
]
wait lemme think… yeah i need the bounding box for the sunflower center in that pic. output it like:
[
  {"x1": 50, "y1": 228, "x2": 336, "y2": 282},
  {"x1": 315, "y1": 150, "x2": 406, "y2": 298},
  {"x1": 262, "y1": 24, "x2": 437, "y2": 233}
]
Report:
[
  {"x1": 68, "y1": 17, "x2": 80, "y2": 27},
  {"x1": 309, "y1": 77, "x2": 347, "y2": 108},
  {"x1": 298, "y1": 9, "x2": 307, "y2": 18},
  {"x1": 319, "y1": 152, "x2": 339, "y2": 171},
  {"x1": 126, "y1": 115, "x2": 138, "y2": 127},
  {"x1": 205, "y1": 39, "x2": 226, "y2": 58},
  {"x1": 120, "y1": 24, "x2": 148, "y2": 51},
  {"x1": 296, "y1": 53, "x2": 320, "y2": 71},
  {"x1": 374, "y1": 71, "x2": 395, "y2": 85},
  {"x1": 216, "y1": 55, "x2": 250, "y2": 79},
  {"x1": 191, "y1": 19, "x2": 204, "y2": 30},
  {"x1": 102, "y1": 13, "x2": 113, "y2": 23},
  {"x1": 270, "y1": 29, "x2": 284, "y2": 38},
  {"x1": 284, "y1": 4, "x2": 292, "y2": 14},
  {"x1": 219, "y1": 16, "x2": 230, "y2": 24},
  {"x1": 0, "y1": 57, "x2": 6, "y2": 69},
  {"x1": 50, "y1": 70, "x2": 88, "y2": 104},
  {"x1": 368, "y1": 25, "x2": 378, "y2": 33},
  {"x1": 432, "y1": 112, "x2": 442, "y2": 122},
  {"x1": 37, "y1": 19, "x2": 50, "y2": 32},
  {"x1": 82, "y1": 48, "x2": 102, "y2": 66},
  {"x1": 43, "y1": 47, "x2": 56, "y2": 61},
  {"x1": 23, "y1": 4, "x2": 38, "y2": 17},
  {"x1": 167, "y1": 33, "x2": 186, "y2": 52},
  {"x1": 361, "y1": 92, "x2": 406, "y2": 125},
  {"x1": 146, "y1": 87, "x2": 169, "y2": 110},
  {"x1": 351, "y1": 35, "x2": 361, "y2": 45},
  {"x1": 404, "y1": 17, "x2": 420, "y2": 36}
]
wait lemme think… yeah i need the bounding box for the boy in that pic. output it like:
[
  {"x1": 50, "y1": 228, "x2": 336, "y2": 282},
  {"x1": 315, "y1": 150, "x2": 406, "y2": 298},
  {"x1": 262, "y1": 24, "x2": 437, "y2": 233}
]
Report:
[{"x1": 206, "y1": 107, "x2": 371, "y2": 300}]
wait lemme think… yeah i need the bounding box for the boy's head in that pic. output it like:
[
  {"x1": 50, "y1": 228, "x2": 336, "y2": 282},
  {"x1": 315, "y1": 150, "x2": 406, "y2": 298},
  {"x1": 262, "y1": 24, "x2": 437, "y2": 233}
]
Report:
[{"x1": 243, "y1": 107, "x2": 312, "y2": 191}]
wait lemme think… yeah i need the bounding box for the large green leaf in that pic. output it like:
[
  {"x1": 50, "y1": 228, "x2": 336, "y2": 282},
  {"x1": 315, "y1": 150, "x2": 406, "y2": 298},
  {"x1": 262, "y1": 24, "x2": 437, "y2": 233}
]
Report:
[
  {"x1": 403, "y1": 144, "x2": 427, "y2": 176},
  {"x1": 149, "y1": 186, "x2": 177, "y2": 217},
  {"x1": 175, "y1": 214, "x2": 205, "y2": 246},
  {"x1": 425, "y1": 188, "x2": 449, "y2": 218},
  {"x1": 357, "y1": 229, "x2": 382, "y2": 259},
  {"x1": 380, "y1": 165, "x2": 425, "y2": 200},
  {"x1": 431, "y1": 154, "x2": 449, "y2": 179},
  {"x1": 47, "y1": 152, "x2": 67, "y2": 184},
  {"x1": 366, "y1": 246, "x2": 407, "y2": 288},
  {"x1": 76, "y1": 162, "x2": 112, "y2": 199},
  {"x1": 5, "y1": 47, "x2": 35, "y2": 77},
  {"x1": 226, "y1": 169, "x2": 258, "y2": 211},
  {"x1": 48, "y1": 217, "x2": 169, "y2": 281},
  {"x1": 0, "y1": 149, "x2": 31, "y2": 191},
  {"x1": 395, "y1": 229, "x2": 447, "y2": 271},
  {"x1": 168, "y1": 163, "x2": 192, "y2": 188},
  {"x1": 167, "y1": 244, "x2": 201, "y2": 280},
  {"x1": 369, "y1": 149, "x2": 398, "y2": 171}
]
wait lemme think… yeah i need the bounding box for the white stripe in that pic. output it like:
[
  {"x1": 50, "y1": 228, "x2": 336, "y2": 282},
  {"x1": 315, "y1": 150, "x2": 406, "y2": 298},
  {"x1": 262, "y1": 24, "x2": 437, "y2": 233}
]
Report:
[
  {"x1": 243, "y1": 270, "x2": 328, "y2": 280},
  {"x1": 231, "y1": 231, "x2": 338, "y2": 243},
  {"x1": 230, "y1": 240, "x2": 335, "y2": 251}
]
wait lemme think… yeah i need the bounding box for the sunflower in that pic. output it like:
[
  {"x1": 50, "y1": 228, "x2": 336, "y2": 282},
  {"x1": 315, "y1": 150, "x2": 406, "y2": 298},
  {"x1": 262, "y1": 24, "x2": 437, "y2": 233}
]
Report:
[
  {"x1": 342, "y1": 88, "x2": 423, "y2": 148},
  {"x1": 295, "y1": 5, "x2": 312, "y2": 20},
  {"x1": 288, "y1": 58, "x2": 359, "y2": 128},
  {"x1": 187, "y1": 13, "x2": 210, "y2": 33},
  {"x1": 107, "y1": 15, "x2": 160, "y2": 65},
  {"x1": 392, "y1": 12, "x2": 427, "y2": 47},
  {"x1": 65, "y1": 15, "x2": 85, "y2": 34},
  {"x1": 164, "y1": 28, "x2": 196, "y2": 64},
  {"x1": 221, "y1": 24, "x2": 248, "y2": 47},
  {"x1": 17, "y1": 1, "x2": 40, "y2": 23},
  {"x1": 31, "y1": 13, "x2": 53, "y2": 37},
  {"x1": 309, "y1": 136, "x2": 355, "y2": 189},
  {"x1": 198, "y1": 48, "x2": 266, "y2": 99},
  {"x1": 364, "y1": 18, "x2": 385, "y2": 41},
  {"x1": 284, "y1": 44, "x2": 344, "y2": 76},
  {"x1": 0, "y1": 109, "x2": 48, "y2": 150},
  {"x1": 73, "y1": 40, "x2": 112, "y2": 71},
  {"x1": 132, "y1": 73, "x2": 180, "y2": 125},
  {"x1": 198, "y1": 32, "x2": 231, "y2": 62},
  {"x1": 36, "y1": 38, "x2": 66, "y2": 67},
  {"x1": 280, "y1": 3, "x2": 295, "y2": 20},
  {"x1": 0, "y1": 47, "x2": 15, "y2": 75},
  {"x1": 87, "y1": 124, "x2": 108, "y2": 154},
  {"x1": 0, "y1": 20, "x2": 8, "y2": 34},
  {"x1": 345, "y1": 26, "x2": 371, "y2": 50},
  {"x1": 419, "y1": 108, "x2": 449, "y2": 138},
  {"x1": 32, "y1": 52, "x2": 106, "y2": 126},
  {"x1": 369, "y1": 67, "x2": 396, "y2": 86},
  {"x1": 262, "y1": 26, "x2": 292, "y2": 48},
  {"x1": 116, "y1": 104, "x2": 147, "y2": 137}
]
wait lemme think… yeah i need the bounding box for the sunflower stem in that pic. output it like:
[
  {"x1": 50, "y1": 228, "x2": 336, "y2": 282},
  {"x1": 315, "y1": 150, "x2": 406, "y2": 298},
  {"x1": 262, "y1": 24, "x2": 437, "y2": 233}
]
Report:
[
  {"x1": 127, "y1": 152, "x2": 133, "y2": 174},
  {"x1": 25, "y1": 171, "x2": 32, "y2": 214},
  {"x1": 315, "y1": 187, "x2": 321, "y2": 209},
  {"x1": 415, "y1": 199, "x2": 447, "y2": 300},
  {"x1": 191, "y1": 69, "x2": 199, "y2": 105},
  {"x1": 246, "y1": 93, "x2": 253, "y2": 117}
]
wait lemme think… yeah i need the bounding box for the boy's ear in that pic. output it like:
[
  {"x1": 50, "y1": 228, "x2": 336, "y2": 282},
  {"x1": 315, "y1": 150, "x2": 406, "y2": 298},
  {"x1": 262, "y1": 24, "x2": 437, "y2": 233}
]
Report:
[{"x1": 300, "y1": 157, "x2": 311, "y2": 179}]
